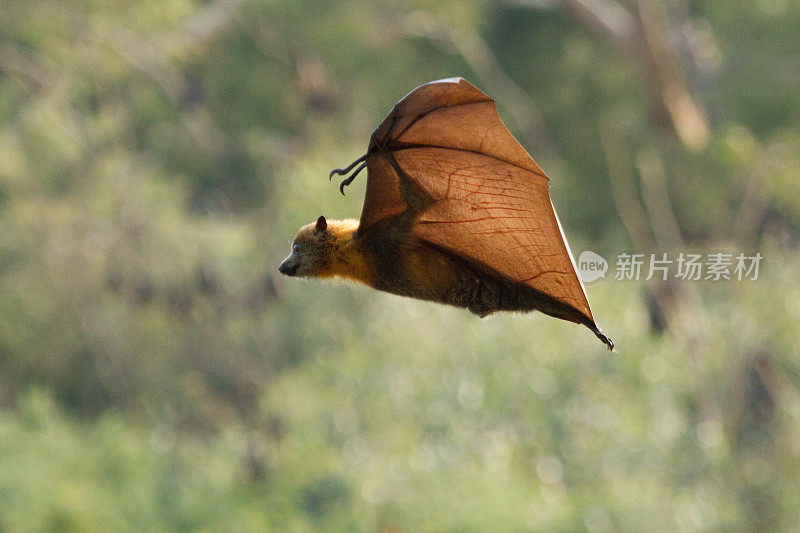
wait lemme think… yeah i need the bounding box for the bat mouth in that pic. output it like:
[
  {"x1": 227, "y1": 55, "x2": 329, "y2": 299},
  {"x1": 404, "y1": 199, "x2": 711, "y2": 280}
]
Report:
[{"x1": 278, "y1": 260, "x2": 299, "y2": 276}]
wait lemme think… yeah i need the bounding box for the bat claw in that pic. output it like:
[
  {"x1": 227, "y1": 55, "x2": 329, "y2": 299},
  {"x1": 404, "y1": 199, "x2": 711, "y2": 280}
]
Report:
[
  {"x1": 333, "y1": 160, "x2": 367, "y2": 196},
  {"x1": 340, "y1": 162, "x2": 367, "y2": 195},
  {"x1": 329, "y1": 154, "x2": 367, "y2": 182}
]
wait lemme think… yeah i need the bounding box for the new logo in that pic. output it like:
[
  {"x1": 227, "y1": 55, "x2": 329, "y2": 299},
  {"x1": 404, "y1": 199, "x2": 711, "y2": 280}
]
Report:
[{"x1": 578, "y1": 251, "x2": 608, "y2": 283}]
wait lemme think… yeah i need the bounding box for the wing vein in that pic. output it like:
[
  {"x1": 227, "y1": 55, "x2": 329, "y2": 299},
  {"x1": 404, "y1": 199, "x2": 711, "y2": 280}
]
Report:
[
  {"x1": 388, "y1": 143, "x2": 548, "y2": 179},
  {"x1": 392, "y1": 98, "x2": 494, "y2": 140}
]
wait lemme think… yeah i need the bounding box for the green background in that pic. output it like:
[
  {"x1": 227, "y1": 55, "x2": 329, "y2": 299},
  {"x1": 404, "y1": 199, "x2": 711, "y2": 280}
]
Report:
[{"x1": 1, "y1": 0, "x2": 799, "y2": 530}]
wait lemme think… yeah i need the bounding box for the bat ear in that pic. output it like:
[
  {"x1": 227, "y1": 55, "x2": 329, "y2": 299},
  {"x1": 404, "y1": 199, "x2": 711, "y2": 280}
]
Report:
[{"x1": 315, "y1": 215, "x2": 327, "y2": 233}]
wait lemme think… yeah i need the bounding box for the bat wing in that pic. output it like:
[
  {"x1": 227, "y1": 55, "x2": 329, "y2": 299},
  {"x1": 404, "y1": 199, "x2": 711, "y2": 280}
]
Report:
[{"x1": 359, "y1": 78, "x2": 598, "y2": 332}]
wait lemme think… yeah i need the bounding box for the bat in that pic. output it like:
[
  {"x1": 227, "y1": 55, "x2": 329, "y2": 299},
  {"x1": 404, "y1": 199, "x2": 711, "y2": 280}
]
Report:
[{"x1": 279, "y1": 78, "x2": 613, "y2": 349}]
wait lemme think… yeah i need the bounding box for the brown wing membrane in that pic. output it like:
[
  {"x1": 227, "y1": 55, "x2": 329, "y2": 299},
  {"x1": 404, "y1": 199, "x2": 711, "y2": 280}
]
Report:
[
  {"x1": 360, "y1": 153, "x2": 406, "y2": 229},
  {"x1": 360, "y1": 78, "x2": 597, "y2": 331}
]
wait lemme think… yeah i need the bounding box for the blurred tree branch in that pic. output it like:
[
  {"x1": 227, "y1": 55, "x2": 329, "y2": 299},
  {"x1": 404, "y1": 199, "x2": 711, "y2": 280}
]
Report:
[
  {"x1": 518, "y1": 0, "x2": 710, "y2": 150},
  {"x1": 601, "y1": 123, "x2": 705, "y2": 338},
  {"x1": 95, "y1": 0, "x2": 246, "y2": 104},
  {"x1": 549, "y1": 0, "x2": 636, "y2": 46},
  {"x1": 0, "y1": 45, "x2": 49, "y2": 90},
  {"x1": 184, "y1": 0, "x2": 246, "y2": 42},
  {"x1": 401, "y1": 11, "x2": 559, "y2": 160}
]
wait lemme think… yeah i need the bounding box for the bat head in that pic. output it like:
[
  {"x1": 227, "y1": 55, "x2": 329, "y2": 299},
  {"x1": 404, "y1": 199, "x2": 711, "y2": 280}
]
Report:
[{"x1": 278, "y1": 215, "x2": 331, "y2": 277}]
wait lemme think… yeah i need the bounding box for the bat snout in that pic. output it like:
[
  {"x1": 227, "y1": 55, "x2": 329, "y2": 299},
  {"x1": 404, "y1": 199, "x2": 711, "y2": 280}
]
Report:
[{"x1": 278, "y1": 257, "x2": 299, "y2": 276}]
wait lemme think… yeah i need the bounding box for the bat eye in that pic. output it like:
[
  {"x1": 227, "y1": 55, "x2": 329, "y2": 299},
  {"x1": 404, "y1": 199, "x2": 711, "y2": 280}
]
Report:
[{"x1": 293, "y1": 243, "x2": 301, "y2": 254}]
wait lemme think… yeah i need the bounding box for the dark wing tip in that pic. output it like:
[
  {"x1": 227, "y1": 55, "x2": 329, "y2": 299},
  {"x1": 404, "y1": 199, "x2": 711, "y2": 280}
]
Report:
[
  {"x1": 594, "y1": 328, "x2": 615, "y2": 351},
  {"x1": 581, "y1": 315, "x2": 613, "y2": 351}
]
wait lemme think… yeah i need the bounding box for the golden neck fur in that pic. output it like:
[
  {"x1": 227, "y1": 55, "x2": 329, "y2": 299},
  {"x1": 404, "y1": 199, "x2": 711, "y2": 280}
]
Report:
[{"x1": 314, "y1": 219, "x2": 372, "y2": 285}]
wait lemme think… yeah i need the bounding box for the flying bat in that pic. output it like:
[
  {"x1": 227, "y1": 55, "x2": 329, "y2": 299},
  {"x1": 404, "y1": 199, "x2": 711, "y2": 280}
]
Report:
[{"x1": 279, "y1": 78, "x2": 613, "y2": 349}]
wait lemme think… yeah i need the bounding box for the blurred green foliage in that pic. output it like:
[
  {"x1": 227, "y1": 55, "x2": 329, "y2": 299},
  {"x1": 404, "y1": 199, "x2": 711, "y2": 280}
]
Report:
[{"x1": 1, "y1": 0, "x2": 799, "y2": 530}]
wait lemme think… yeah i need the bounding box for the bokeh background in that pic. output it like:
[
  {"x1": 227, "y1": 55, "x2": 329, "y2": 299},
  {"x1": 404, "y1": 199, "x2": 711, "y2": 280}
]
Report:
[{"x1": 1, "y1": 0, "x2": 799, "y2": 530}]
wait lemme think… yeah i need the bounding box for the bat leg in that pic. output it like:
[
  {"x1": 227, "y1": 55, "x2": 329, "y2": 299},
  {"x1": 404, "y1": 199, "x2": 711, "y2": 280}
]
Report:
[{"x1": 329, "y1": 154, "x2": 367, "y2": 195}]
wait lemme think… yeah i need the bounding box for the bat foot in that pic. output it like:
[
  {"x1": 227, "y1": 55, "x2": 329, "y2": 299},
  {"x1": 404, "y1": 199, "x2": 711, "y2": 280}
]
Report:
[{"x1": 329, "y1": 154, "x2": 367, "y2": 195}]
